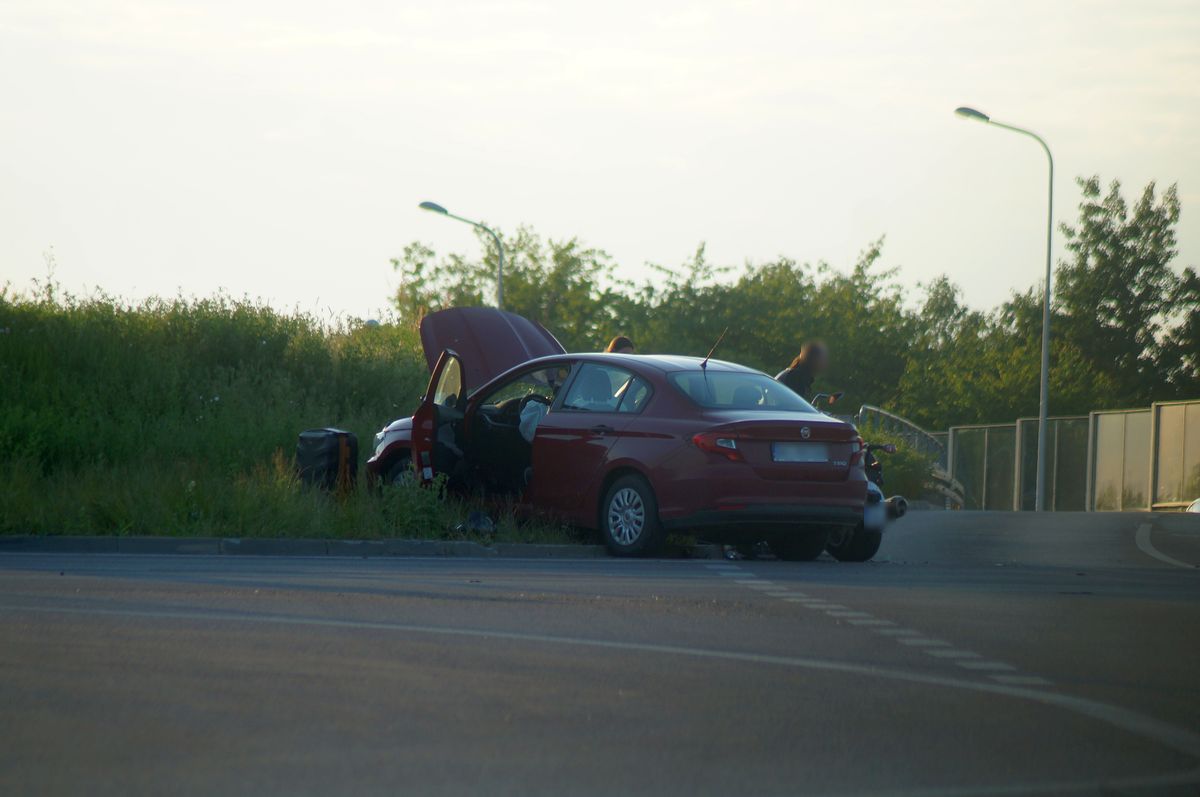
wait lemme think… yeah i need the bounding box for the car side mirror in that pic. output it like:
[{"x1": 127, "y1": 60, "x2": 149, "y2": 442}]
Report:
[
  {"x1": 882, "y1": 443, "x2": 897, "y2": 454},
  {"x1": 827, "y1": 391, "x2": 845, "y2": 406}
]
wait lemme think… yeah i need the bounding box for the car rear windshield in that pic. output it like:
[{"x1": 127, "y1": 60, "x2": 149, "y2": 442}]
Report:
[{"x1": 668, "y1": 371, "x2": 818, "y2": 412}]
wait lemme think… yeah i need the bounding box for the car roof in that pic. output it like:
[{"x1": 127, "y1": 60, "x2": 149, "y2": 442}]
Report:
[{"x1": 530, "y1": 352, "x2": 762, "y2": 374}]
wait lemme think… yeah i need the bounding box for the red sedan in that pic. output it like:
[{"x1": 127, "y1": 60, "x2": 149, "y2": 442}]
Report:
[{"x1": 367, "y1": 308, "x2": 868, "y2": 558}]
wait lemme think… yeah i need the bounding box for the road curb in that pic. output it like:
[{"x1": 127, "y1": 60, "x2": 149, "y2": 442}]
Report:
[{"x1": 0, "y1": 535, "x2": 723, "y2": 560}]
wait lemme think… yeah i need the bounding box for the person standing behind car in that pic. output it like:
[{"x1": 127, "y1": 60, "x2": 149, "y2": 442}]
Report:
[
  {"x1": 605, "y1": 335, "x2": 636, "y2": 354},
  {"x1": 776, "y1": 341, "x2": 828, "y2": 400}
]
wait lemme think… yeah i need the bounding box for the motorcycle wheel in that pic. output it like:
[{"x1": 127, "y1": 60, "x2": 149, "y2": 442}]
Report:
[{"x1": 826, "y1": 522, "x2": 882, "y2": 562}]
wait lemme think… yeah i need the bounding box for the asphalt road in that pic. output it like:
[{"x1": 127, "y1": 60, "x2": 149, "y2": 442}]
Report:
[{"x1": 2, "y1": 512, "x2": 1199, "y2": 796}]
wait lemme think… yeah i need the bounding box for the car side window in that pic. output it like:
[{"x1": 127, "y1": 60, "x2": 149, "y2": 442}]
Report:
[
  {"x1": 433, "y1": 356, "x2": 463, "y2": 408},
  {"x1": 615, "y1": 376, "x2": 652, "y2": 414},
  {"x1": 480, "y1": 365, "x2": 572, "y2": 409},
  {"x1": 561, "y1": 364, "x2": 630, "y2": 413}
]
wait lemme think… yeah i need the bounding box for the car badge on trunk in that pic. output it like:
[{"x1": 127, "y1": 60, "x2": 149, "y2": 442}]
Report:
[{"x1": 800, "y1": 426, "x2": 811, "y2": 439}]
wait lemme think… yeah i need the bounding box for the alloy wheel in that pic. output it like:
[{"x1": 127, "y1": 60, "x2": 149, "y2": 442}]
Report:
[{"x1": 608, "y1": 487, "x2": 646, "y2": 545}]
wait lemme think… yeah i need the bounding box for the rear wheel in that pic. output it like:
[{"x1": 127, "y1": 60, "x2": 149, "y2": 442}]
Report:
[
  {"x1": 826, "y1": 523, "x2": 882, "y2": 562},
  {"x1": 600, "y1": 475, "x2": 665, "y2": 557},
  {"x1": 769, "y1": 529, "x2": 829, "y2": 561}
]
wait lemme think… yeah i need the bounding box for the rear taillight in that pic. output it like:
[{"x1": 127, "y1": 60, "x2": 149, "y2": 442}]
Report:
[
  {"x1": 693, "y1": 432, "x2": 743, "y2": 462},
  {"x1": 850, "y1": 436, "x2": 865, "y2": 467}
]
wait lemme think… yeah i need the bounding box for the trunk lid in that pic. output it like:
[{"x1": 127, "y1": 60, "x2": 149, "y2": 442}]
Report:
[
  {"x1": 706, "y1": 410, "x2": 859, "y2": 482},
  {"x1": 419, "y1": 307, "x2": 566, "y2": 391}
]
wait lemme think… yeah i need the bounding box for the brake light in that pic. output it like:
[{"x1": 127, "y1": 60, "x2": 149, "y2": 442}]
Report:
[
  {"x1": 693, "y1": 432, "x2": 743, "y2": 462},
  {"x1": 850, "y1": 436, "x2": 865, "y2": 467}
]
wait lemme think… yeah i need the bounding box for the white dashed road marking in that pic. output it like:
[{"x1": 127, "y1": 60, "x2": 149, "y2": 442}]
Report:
[
  {"x1": 991, "y1": 674, "x2": 1054, "y2": 687},
  {"x1": 5, "y1": 602, "x2": 1197, "y2": 762},
  {"x1": 958, "y1": 660, "x2": 1017, "y2": 672},
  {"x1": 926, "y1": 649, "x2": 981, "y2": 659},
  {"x1": 705, "y1": 562, "x2": 1055, "y2": 690},
  {"x1": 898, "y1": 637, "x2": 953, "y2": 647}
]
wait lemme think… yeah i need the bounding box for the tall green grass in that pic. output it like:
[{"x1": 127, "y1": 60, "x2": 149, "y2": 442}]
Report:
[{"x1": 0, "y1": 287, "x2": 573, "y2": 542}]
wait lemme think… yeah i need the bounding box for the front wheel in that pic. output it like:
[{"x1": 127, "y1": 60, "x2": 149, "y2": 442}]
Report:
[
  {"x1": 600, "y1": 475, "x2": 665, "y2": 557},
  {"x1": 769, "y1": 529, "x2": 829, "y2": 561},
  {"x1": 826, "y1": 523, "x2": 882, "y2": 562},
  {"x1": 384, "y1": 456, "x2": 416, "y2": 487}
]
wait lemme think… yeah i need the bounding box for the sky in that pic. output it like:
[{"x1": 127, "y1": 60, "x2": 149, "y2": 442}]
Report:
[{"x1": 1, "y1": 0, "x2": 1197, "y2": 320}]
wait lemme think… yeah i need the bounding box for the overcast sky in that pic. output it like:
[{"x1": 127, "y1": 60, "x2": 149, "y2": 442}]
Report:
[{"x1": 2, "y1": 0, "x2": 1197, "y2": 319}]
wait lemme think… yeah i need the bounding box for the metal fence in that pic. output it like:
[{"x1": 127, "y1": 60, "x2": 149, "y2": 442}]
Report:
[
  {"x1": 1088, "y1": 409, "x2": 1151, "y2": 511},
  {"x1": 1016, "y1": 417, "x2": 1089, "y2": 511},
  {"x1": 1149, "y1": 401, "x2": 1200, "y2": 510},
  {"x1": 947, "y1": 424, "x2": 1016, "y2": 510},
  {"x1": 944, "y1": 400, "x2": 1199, "y2": 511}
]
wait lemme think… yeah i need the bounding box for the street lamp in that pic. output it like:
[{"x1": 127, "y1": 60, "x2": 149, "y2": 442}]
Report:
[
  {"x1": 418, "y1": 201, "x2": 505, "y2": 309},
  {"x1": 955, "y1": 106, "x2": 1054, "y2": 512}
]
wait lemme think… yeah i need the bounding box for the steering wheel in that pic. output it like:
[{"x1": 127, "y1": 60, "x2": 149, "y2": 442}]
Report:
[{"x1": 519, "y1": 394, "x2": 551, "y2": 412}]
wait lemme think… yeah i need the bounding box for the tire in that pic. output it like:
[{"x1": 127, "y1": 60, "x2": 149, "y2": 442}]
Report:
[
  {"x1": 600, "y1": 474, "x2": 665, "y2": 557},
  {"x1": 384, "y1": 456, "x2": 416, "y2": 486},
  {"x1": 769, "y1": 529, "x2": 829, "y2": 562},
  {"x1": 825, "y1": 523, "x2": 882, "y2": 562}
]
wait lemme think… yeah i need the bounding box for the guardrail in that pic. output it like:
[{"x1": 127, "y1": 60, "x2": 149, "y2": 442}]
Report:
[
  {"x1": 851, "y1": 405, "x2": 964, "y2": 509},
  {"x1": 855, "y1": 405, "x2": 947, "y2": 466}
]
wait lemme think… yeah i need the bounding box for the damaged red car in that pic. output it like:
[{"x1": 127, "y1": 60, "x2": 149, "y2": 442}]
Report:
[{"x1": 367, "y1": 307, "x2": 869, "y2": 558}]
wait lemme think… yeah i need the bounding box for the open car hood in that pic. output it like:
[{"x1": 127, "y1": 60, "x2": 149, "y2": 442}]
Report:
[{"x1": 419, "y1": 307, "x2": 566, "y2": 390}]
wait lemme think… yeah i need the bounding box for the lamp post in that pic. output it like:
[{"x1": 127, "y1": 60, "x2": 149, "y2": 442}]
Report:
[
  {"x1": 418, "y1": 201, "x2": 505, "y2": 309},
  {"x1": 955, "y1": 106, "x2": 1054, "y2": 512}
]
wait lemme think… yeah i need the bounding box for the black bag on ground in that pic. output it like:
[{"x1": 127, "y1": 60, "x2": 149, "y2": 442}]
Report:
[{"x1": 296, "y1": 428, "x2": 358, "y2": 491}]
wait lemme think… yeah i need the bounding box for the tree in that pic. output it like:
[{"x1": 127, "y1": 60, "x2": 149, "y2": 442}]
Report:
[
  {"x1": 391, "y1": 227, "x2": 627, "y2": 352},
  {"x1": 390, "y1": 176, "x2": 1196, "y2": 432},
  {"x1": 1159, "y1": 266, "x2": 1200, "y2": 394},
  {"x1": 1055, "y1": 177, "x2": 1183, "y2": 404}
]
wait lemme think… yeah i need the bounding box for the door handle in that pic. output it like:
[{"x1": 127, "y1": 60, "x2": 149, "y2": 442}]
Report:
[{"x1": 590, "y1": 425, "x2": 615, "y2": 436}]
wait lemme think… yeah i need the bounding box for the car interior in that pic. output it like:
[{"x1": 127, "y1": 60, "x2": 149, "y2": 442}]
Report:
[
  {"x1": 469, "y1": 364, "x2": 571, "y2": 493},
  {"x1": 435, "y1": 361, "x2": 653, "y2": 496},
  {"x1": 670, "y1": 371, "x2": 808, "y2": 411}
]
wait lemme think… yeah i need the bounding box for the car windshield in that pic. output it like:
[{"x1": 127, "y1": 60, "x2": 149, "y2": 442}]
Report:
[{"x1": 668, "y1": 370, "x2": 817, "y2": 412}]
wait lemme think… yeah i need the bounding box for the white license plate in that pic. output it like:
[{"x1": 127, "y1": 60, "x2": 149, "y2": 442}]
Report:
[{"x1": 771, "y1": 442, "x2": 830, "y2": 463}]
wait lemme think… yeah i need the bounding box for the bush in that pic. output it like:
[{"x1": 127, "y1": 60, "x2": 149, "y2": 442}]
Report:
[
  {"x1": 0, "y1": 289, "x2": 572, "y2": 542},
  {"x1": 856, "y1": 424, "x2": 937, "y2": 501}
]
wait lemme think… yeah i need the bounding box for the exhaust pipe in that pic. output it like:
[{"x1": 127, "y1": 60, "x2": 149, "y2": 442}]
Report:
[{"x1": 886, "y1": 496, "x2": 908, "y2": 519}]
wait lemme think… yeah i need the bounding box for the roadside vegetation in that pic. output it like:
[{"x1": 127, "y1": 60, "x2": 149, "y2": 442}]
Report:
[
  {"x1": 0, "y1": 289, "x2": 575, "y2": 542},
  {"x1": 852, "y1": 425, "x2": 938, "y2": 502},
  {"x1": 1, "y1": 175, "x2": 1195, "y2": 538}
]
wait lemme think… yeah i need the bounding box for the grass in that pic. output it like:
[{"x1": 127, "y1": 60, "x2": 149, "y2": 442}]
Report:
[
  {"x1": 0, "y1": 287, "x2": 578, "y2": 544},
  {"x1": 855, "y1": 424, "x2": 939, "y2": 501}
]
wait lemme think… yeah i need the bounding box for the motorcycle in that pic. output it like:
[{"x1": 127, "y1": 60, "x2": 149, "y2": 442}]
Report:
[{"x1": 811, "y1": 393, "x2": 907, "y2": 561}]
